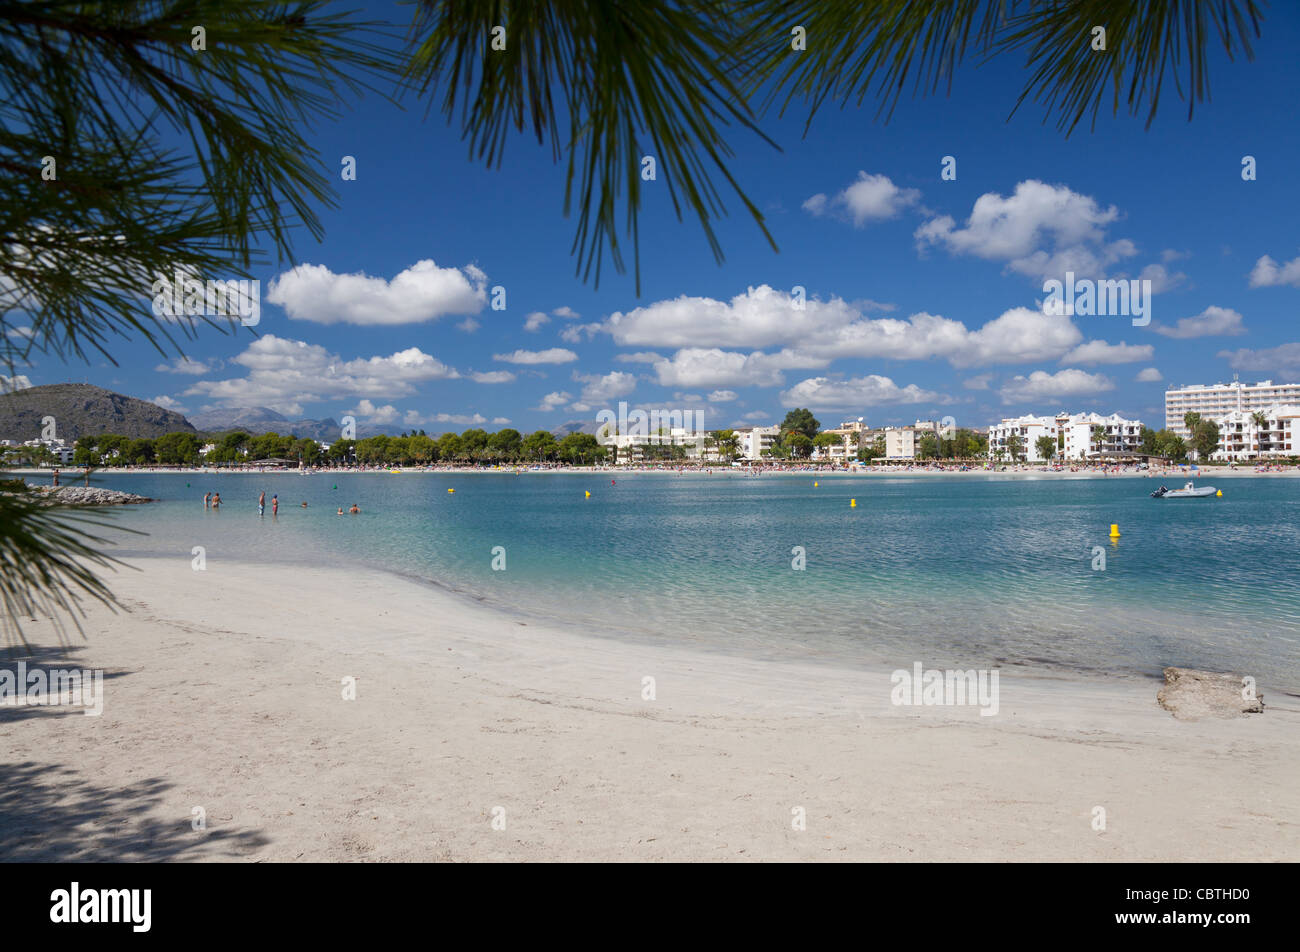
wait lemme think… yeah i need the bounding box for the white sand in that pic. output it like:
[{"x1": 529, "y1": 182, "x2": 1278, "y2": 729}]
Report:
[{"x1": 2, "y1": 557, "x2": 1297, "y2": 862}]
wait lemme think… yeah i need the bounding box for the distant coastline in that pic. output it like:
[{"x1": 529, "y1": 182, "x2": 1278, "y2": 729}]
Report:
[{"x1": 6, "y1": 463, "x2": 1300, "y2": 478}]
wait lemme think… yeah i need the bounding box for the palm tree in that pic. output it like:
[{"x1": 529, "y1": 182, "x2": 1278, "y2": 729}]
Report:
[
  {"x1": 1091, "y1": 425, "x2": 1107, "y2": 458},
  {"x1": 1251, "y1": 410, "x2": 1269, "y2": 455}
]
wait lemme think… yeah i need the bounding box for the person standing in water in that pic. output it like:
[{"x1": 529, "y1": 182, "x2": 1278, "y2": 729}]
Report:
[
  {"x1": 212, "y1": 491, "x2": 221, "y2": 509},
  {"x1": 52, "y1": 468, "x2": 60, "y2": 487},
  {"x1": 271, "y1": 494, "x2": 278, "y2": 516},
  {"x1": 258, "y1": 490, "x2": 265, "y2": 517},
  {"x1": 204, "y1": 492, "x2": 210, "y2": 509}
]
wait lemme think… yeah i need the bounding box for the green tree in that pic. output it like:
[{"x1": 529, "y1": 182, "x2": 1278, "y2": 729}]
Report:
[
  {"x1": 1192, "y1": 419, "x2": 1221, "y2": 461},
  {"x1": 917, "y1": 432, "x2": 939, "y2": 460},
  {"x1": 460, "y1": 428, "x2": 490, "y2": 461},
  {"x1": 488, "y1": 428, "x2": 523, "y2": 462},
  {"x1": 1139, "y1": 426, "x2": 1159, "y2": 455},
  {"x1": 522, "y1": 430, "x2": 558, "y2": 462},
  {"x1": 812, "y1": 431, "x2": 841, "y2": 457},
  {"x1": 327, "y1": 439, "x2": 356, "y2": 464},
  {"x1": 407, "y1": 434, "x2": 437, "y2": 464},
  {"x1": 784, "y1": 432, "x2": 814, "y2": 458},
  {"x1": 779, "y1": 409, "x2": 820, "y2": 441},
  {"x1": 97, "y1": 434, "x2": 129, "y2": 466},
  {"x1": 123, "y1": 438, "x2": 155, "y2": 465},
  {"x1": 246, "y1": 432, "x2": 291, "y2": 460},
  {"x1": 557, "y1": 433, "x2": 605, "y2": 465},
  {"x1": 1034, "y1": 435, "x2": 1057, "y2": 462},
  {"x1": 436, "y1": 432, "x2": 465, "y2": 461},
  {"x1": 1154, "y1": 429, "x2": 1187, "y2": 461},
  {"x1": 73, "y1": 436, "x2": 99, "y2": 467},
  {"x1": 155, "y1": 431, "x2": 201, "y2": 465},
  {"x1": 1091, "y1": 425, "x2": 1107, "y2": 456},
  {"x1": 1005, "y1": 433, "x2": 1025, "y2": 463},
  {"x1": 354, "y1": 435, "x2": 392, "y2": 465},
  {"x1": 290, "y1": 437, "x2": 323, "y2": 466},
  {"x1": 715, "y1": 428, "x2": 739, "y2": 461}
]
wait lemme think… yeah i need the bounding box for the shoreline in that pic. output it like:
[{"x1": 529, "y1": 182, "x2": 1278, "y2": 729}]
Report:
[
  {"x1": 2, "y1": 556, "x2": 1297, "y2": 861},
  {"x1": 8, "y1": 465, "x2": 1300, "y2": 479}
]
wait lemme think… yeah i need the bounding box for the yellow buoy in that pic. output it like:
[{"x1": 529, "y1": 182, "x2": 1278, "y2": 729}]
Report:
[
  {"x1": 814, "y1": 481, "x2": 819, "y2": 487},
  {"x1": 585, "y1": 491, "x2": 591, "y2": 498},
  {"x1": 850, "y1": 498, "x2": 856, "y2": 508},
  {"x1": 448, "y1": 488, "x2": 455, "y2": 494},
  {"x1": 1216, "y1": 490, "x2": 1222, "y2": 497},
  {"x1": 1109, "y1": 523, "x2": 1120, "y2": 537}
]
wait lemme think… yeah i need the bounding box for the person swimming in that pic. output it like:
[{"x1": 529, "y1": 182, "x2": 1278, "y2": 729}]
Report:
[
  {"x1": 337, "y1": 507, "x2": 344, "y2": 515},
  {"x1": 301, "y1": 501, "x2": 308, "y2": 508},
  {"x1": 349, "y1": 503, "x2": 360, "y2": 514}
]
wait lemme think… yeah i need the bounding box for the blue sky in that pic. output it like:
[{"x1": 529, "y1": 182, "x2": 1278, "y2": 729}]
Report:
[{"x1": 17, "y1": 2, "x2": 1300, "y2": 434}]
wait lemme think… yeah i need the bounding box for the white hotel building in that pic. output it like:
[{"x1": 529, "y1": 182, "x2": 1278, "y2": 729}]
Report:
[
  {"x1": 987, "y1": 412, "x2": 1144, "y2": 462},
  {"x1": 732, "y1": 425, "x2": 780, "y2": 460},
  {"x1": 1209, "y1": 405, "x2": 1300, "y2": 461},
  {"x1": 1166, "y1": 380, "x2": 1300, "y2": 439}
]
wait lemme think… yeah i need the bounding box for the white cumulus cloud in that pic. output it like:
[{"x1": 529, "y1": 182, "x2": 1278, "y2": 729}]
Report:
[
  {"x1": 803, "y1": 172, "x2": 921, "y2": 226},
  {"x1": 998, "y1": 369, "x2": 1115, "y2": 405},
  {"x1": 183, "y1": 334, "x2": 459, "y2": 415},
  {"x1": 154, "y1": 356, "x2": 216, "y2": 375},
  {"x1": 266, "y1": 260, "x2": 487, "y2": 325},
  {"x1": 915, "y1": 180, "x2": 1135, "y2": 283},
  {"x1": 1060, "y1": 340, "x2": 1155, "y2": 364},
  {"x1": 1152, "y1": 306, "x2": 1245, "y2": 339},
  {"x1": 1248, "y1": 254, "x2": 1300, "y2": 288},
  {"x1": 599, "y1": 285, "x2": 1084, "y2": 368},
  {"x1": 493, "y1": 348, "x2": 578, "y2": 365},
  {"x1": 779, "y1": 375, "x2": 949, "y2": 411}
]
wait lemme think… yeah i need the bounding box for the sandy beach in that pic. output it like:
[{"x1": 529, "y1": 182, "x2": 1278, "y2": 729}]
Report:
[{"x1": 2, "y1": 557, "x2": 1297, "y2": 862}]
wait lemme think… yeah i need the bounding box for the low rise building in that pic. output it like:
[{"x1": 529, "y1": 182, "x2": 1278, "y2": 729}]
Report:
[{"x1": 988, "y1": 411, "x2": 1144, "y2": 461}]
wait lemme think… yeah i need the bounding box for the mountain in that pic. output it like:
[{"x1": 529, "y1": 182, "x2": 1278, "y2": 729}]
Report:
[
  {"x1": 0, "y1": 384, "x2": 196, "y2": 441},
  {"x1": 191, "y1": 406, "x2": 402, "y2": 441},
  {"x1": 550, "y1": 419, "x2": 602, "y2": 438},
  {"x1": 189, "y1": 406, "x2": 289, "y2": 433}
]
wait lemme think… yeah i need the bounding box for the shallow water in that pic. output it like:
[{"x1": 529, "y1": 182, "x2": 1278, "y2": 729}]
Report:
[{"x1": 68, "y1": 471, "x2": 1300, "y2": 692}]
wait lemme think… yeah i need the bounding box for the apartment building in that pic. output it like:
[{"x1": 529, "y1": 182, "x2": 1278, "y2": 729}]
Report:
[
  {"x1": 601, "y1": 428, "x2": 708, "y2": 462},
  {"x1": 884, "y1": 426, "x2": 916, "y2": 460},
  {"x1": 812, "y1": 419, "x2": 876, "y2": 461},
  {"x1": 987, "y1": 411, "x2": 1144, "y2": 461},
  {"x1": 1166, "y1": 380, "x2": 1300, "y2": 438},
  {"x1": 732, "y1": 425, "x2": 780, "y2": 460},
  {"x1": 1209, "y1": 405, "x2": 1300, "y2": 461}
]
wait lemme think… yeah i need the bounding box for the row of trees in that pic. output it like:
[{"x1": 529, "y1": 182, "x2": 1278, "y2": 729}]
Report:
[
  {"x1": 339, "y1": 430, "x2": 606, "y2": 465},
  {"x1": 67, "y1": 431, "x2": 322, "y2": 467},
  {"x1": 54, "y1": 429, "x2": 613, "y2": 467},
  {"x1": 16, "y1": 413, "x2": 1237, "y2": 471}
]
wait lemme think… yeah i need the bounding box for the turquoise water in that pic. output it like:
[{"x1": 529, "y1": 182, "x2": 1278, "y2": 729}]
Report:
[{"x1": 59, "y1": 471, "x2": 1300, "y2": 692}]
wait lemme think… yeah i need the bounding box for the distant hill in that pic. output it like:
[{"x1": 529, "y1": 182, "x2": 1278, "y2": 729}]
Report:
[
  {"x1": 0, "y1": 384, "x2": 196, "y2": 441},
  {"x1": 190, "y1": 406, "x2": 290, "y2": 433},
  {"x1": 192, "y1": 406, "x2": 401, "y2": 441},
  {"x1": 550, "y1": 419, "x2": 602, "y2": 438}
]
